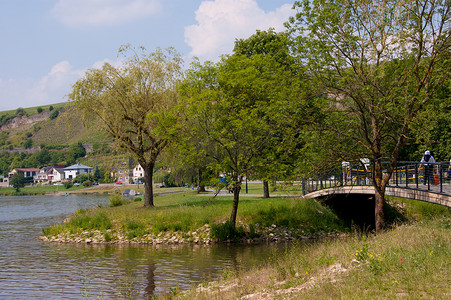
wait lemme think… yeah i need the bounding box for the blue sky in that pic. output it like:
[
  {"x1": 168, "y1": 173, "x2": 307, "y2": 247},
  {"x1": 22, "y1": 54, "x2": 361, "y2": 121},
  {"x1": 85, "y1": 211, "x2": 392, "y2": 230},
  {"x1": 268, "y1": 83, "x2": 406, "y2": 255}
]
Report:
[{"x1": 0, "y1": 0, "x2": 295, "y2": 111}]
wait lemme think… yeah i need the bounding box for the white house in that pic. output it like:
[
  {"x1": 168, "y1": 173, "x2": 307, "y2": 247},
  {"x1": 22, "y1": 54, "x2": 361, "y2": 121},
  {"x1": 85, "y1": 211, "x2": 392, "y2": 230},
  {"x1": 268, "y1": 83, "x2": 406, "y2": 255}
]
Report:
[
  {"x1": 133, "y1": 164, "x2": 144, "y2": 183},
  {"x1": 64, "y1": 163, "x2": 93, "y2": 180},
  {"x1": 47, "y1": 166, "x2": 66, "y2": 182},
  {"x1": 9, "y1": 168, "x2": 40, "y2": 179},
  {"x1": 34, "y1": 168, "x2": 49, "y2": 183}
]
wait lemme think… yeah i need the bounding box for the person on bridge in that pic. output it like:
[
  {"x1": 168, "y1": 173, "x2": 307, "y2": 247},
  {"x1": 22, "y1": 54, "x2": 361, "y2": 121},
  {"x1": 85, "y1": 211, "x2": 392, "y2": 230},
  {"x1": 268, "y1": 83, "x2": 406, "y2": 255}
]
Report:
[{"x1": 420, "y1": 150, "x2": 435, "y2": 185}]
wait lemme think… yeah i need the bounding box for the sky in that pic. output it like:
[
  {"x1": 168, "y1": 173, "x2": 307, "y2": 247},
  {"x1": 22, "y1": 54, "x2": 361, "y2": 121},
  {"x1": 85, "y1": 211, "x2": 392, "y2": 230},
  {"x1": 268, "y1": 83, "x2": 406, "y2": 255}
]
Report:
[{"x1": 0, "y1": 0, "x2": 295, "y2": 111}]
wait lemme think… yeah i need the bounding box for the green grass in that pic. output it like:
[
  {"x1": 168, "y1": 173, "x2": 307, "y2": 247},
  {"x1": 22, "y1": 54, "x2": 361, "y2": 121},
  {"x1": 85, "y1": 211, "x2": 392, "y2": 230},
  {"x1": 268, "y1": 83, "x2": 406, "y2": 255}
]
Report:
[
  {"x1": 0, "y1": 185, "x2": 87, "y2": 195},
  {"x1": 42, "y1": 191, "x2": 348, "y2": 241},
  {"x1": 241, "y1": 181, "x2": 303, "y2": 196},
  {"x1": 177, "y1": 215, "x2": 450, "y2": 299}
]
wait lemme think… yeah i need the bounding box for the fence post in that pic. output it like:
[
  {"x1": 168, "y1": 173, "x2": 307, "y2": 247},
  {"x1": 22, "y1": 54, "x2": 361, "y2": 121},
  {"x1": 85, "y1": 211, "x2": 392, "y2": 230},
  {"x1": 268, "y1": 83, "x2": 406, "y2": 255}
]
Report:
[
  {"x1": 405, "y1": 165, "x2": 408, "y2": 188},
  {"x1": 415, "y1": 162, "x2": 419, "y2": 188},
  {"x1": 302, "y1": 180, "x2": 306, "y2": 196}
]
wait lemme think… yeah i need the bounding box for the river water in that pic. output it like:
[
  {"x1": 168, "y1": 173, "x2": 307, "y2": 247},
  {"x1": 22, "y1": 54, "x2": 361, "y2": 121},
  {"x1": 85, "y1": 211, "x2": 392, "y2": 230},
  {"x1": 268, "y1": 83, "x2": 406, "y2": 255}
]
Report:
[{"x1": 0, "y1": 195, "x2": 289, "y2": 299}]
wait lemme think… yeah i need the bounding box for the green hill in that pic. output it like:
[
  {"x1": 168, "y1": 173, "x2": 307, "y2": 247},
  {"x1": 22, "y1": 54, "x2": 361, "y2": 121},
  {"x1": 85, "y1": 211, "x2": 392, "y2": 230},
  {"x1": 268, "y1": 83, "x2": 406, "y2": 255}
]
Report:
[{"x1": 0, "y1": 103, "x2": 127, "y2": 176}]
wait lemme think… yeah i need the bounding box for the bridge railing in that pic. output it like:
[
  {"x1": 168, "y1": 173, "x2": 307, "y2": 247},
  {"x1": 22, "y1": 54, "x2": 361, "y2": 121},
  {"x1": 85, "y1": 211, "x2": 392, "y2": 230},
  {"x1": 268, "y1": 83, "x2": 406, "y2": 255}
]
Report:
[{"x1": 302, "y1": 161, "x2": 451, "y2": 196}]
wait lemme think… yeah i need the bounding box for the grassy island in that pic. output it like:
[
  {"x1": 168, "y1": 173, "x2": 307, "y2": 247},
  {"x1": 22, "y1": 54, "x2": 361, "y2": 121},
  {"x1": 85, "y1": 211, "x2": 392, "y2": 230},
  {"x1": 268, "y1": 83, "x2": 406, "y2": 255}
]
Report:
[{"x1": 41, "y1": 190, "x2": 348, "y2": 244}]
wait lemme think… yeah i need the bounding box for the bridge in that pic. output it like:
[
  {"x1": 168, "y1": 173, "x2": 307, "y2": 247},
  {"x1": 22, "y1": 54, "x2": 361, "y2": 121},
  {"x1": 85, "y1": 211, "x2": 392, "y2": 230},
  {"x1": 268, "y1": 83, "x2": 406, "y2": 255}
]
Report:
[{"x1": 302, "y1": 161, "x2": 451, "y2": 208}]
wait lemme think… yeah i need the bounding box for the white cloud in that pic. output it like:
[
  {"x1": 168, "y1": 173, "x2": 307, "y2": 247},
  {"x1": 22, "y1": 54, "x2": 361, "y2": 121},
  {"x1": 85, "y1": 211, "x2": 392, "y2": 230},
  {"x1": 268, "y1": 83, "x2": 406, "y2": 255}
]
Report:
[
  {"x1": 52, "y1": 0, "x2": 162, "y2": 28},
  {"x1": 0, "y1": 59, "x2": 121, "y2": 111},
  {"x1": 185, "y1": 0, "x2": 293, "y2": 62}
]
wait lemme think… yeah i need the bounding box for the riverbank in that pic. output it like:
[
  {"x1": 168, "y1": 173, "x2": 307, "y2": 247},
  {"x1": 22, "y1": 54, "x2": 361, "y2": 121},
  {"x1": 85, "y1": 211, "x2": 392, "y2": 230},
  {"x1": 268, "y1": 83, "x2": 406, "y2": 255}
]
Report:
[
  {"x1": 174, "y1": 216, "x2": 450, "y2": 299},
  {"x1": 39, "y1": 190, "x2": 450, "y2": 298},
  {"x1": 40, "y1": 191, "x2": 348, "y2": 245}
]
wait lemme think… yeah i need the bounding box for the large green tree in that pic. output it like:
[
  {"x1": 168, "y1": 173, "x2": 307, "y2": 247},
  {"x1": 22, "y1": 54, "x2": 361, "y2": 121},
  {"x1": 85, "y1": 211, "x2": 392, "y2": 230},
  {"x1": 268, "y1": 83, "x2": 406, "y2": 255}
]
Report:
[
  {"x1": 233, "y1": 30, "x2": 313, "y2": 197},
  {"x1": 179, "y1": 30, "x2": 307, "y2": 226},
  {"x1": 288, "y1": 0, "x2": 450, "y2": 231},
  {"x1": 69, "y1": 46, "x2": 183, "y2": 207}
]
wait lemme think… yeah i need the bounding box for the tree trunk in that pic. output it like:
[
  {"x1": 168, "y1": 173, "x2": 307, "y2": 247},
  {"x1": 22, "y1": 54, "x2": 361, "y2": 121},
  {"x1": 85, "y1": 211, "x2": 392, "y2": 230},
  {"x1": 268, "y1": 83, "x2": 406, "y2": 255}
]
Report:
[
  {"x1": 197, "y1": 185, "x2": 206, "y2": 193},
  {"x1": 196, "y1": 168, "x2": 206, "y2": 193},
  {"x1": 263, "y1": 180, "x2": 270, "y2": 198},
  {"x1": 230, "y1": 184, "x2": 241, "y2": 227},
  {"x1": 373, "y1": 159, "x2": 385, "y2": 232},
  {"x1": 374, "y1": 188, "x2": 385, "y2": 231},
  {"x1": 143, "y1": 163, "x2": 154, "y2": 207}
]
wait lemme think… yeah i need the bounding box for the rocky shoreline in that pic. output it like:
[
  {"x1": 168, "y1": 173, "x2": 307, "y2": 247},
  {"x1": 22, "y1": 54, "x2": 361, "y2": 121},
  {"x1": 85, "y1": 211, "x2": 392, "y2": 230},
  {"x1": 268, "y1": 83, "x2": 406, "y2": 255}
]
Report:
[{"x1": 39, "y1": 223, "x2": 334, "y2": 245}]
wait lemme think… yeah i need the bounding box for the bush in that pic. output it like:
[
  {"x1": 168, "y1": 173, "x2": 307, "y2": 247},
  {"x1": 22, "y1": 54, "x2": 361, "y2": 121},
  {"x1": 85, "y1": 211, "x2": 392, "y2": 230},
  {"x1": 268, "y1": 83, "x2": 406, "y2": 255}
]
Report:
[
  {"x1": 15, "y1": 107, "x2": 26, "y2": 117},
  {"x1": 109, "y1": 192, "x2": 126, "y2": 207},
  {"x1": 37, "y1": 107, "x2": 43, "y2": 113},
  {"x1": 23, "y1": 139, "x2": 33, "y2": 149},
  {"x1": 82, "y1": 180, "x2": 92, "y2": 187},
  {"x1": 49, "y1": 110, "x2": 59, "y2": 120},
  {"x1": 63, "y1": 181, "x2": 73, "y2": 189},
  {"x1": 210, "y1": 220, "x2": 245, "y2": 241}
]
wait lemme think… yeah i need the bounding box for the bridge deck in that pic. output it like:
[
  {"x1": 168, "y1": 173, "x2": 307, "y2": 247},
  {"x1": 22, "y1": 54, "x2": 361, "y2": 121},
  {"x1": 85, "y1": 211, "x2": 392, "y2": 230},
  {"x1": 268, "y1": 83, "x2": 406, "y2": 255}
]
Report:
[{"x1": 304, "y1": 182, "x2": 451, "y2": 208}]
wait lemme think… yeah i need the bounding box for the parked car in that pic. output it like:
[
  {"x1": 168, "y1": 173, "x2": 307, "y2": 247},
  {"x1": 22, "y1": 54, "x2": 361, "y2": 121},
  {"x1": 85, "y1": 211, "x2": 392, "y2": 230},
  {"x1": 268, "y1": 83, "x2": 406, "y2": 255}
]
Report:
[
  {"x1": 115, "y1": 182, "x2": 122, "y2": 185},
  {"x1": 73, "y1": 183, "x2": 81, "y2": 186},
  {"x1": 92, "y1": 182, "x2": 99, "y2": 185},
  {"x1": 53, "y1": 182, "x2": 63, "y2": 186}
]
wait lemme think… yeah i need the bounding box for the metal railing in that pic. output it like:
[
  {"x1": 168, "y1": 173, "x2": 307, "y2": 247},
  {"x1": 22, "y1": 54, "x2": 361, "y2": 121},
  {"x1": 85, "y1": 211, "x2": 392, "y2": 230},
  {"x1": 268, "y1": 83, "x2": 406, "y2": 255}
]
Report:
[{"x1": 302, "y1": 161, "x2": 451, "y2": 196}]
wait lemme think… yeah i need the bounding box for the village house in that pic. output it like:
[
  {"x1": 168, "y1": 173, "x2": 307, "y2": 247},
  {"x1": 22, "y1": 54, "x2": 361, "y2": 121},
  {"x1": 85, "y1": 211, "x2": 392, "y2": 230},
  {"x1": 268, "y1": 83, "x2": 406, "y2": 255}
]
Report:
[
  {"x1": 133, "y1": 164, "x2": 144, "y2": 183},
  {"x1": 113, "y1": 159, "x2": 134, "y2": 184},
  {"x1": 47, "y1": 166, "x2": 66, "y2": 182},
  {"x1": 8, "y1": 168, "x2": 40, "y2": 180},
  {"x1": 64, "y1": 162, "x2": 93, "y2": 180},
  {"x1": 34, "y1": 165, "x2": 67, "y2": 183},
  {"x1": 34, "y1": 167, "x2": 50, "y2": 183}
]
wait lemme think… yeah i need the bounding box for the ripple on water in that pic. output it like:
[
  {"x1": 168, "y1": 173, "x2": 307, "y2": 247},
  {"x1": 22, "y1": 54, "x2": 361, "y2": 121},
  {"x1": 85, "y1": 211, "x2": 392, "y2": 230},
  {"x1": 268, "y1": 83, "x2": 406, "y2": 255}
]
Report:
[{"x1": 0, "y1": 194, "x2": 293, "y2": 298}]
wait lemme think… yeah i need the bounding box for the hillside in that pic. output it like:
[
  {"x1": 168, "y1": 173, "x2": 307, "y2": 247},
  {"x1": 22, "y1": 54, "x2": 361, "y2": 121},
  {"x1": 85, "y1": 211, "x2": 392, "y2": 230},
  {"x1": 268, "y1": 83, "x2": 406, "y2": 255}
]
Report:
[{"x1": 0, "y1": 103, "x2": 127, "y2": 175}]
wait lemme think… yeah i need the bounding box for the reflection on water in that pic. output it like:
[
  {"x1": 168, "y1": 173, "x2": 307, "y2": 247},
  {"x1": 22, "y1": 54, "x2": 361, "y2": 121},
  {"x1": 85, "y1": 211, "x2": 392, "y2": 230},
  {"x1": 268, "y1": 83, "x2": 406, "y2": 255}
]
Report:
[{"x1": 0, "y1": 195, "x2": 291, "y2": 298}]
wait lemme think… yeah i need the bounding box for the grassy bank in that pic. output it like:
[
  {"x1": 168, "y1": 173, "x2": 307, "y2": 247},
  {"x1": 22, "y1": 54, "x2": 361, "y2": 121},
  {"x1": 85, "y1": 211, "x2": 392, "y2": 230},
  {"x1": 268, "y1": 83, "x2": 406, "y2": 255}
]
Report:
[
  {"x1": 0, "y1": 184, "x2": 185, "y2": 196},
  {"x1": 41, "y1": 191, "x2": 349, "y2": 244},
  {"x1": 174, "y1": 200, "x2": 450, "y2": 299},
  {"x1": 0, "y1": 185, "x2": 87, "y2": 195}
]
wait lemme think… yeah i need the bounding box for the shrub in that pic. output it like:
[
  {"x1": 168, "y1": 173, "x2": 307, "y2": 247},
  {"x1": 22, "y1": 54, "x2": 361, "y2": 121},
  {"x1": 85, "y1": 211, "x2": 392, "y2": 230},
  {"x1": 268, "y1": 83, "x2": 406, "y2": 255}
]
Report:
[
  {"x1": 49, "y1": 110, "x2": 59, "y2": 120},
  {"x1": 104, "y1": 231, "x2": 112, "y2": 242},
  {"x1": 63, "y1": 181, "x2": 73, "y2": 189},
  {"x1": 109, "y1": 192, "x2": 125, "y2": 207},
  {"x1": 49, "y1": 105, "x2": 54, "y2": 111},
  {"x1": 23, "y1": 139, "x2": 33, "y2": 149},
  {"x1": 37, "y1": 107, "x2": 43, "y2": 113},
  {"x1": 15, "y1": 107, "x2": 26, "y2": 117},
  {"x1": 82, "y1": 180, "x2": 92, "y2": 187},
  {"x1": 210, "y1": 220, "x2": 245, "y2": 241}
]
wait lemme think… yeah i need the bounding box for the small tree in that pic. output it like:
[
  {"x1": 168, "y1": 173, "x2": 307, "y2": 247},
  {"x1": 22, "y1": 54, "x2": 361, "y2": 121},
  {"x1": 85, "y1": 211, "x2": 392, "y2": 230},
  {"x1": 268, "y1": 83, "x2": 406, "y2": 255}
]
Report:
[{"x1": 10, "y1": 174, "x2": 26, "y2": 192}]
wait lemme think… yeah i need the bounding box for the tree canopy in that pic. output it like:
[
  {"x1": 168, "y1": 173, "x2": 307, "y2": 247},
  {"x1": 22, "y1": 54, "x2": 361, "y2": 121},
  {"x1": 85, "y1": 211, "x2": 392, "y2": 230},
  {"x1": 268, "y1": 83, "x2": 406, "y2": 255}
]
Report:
[
  {"x1": 287, "y1": 0, "x2": 450, "y2": 230},
  {"x1": 179, "y1": 30, "x2": 309, "y2": 226},
  {"x1": 68, "y1": 45, "x2": 183, "y2": 207}
]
